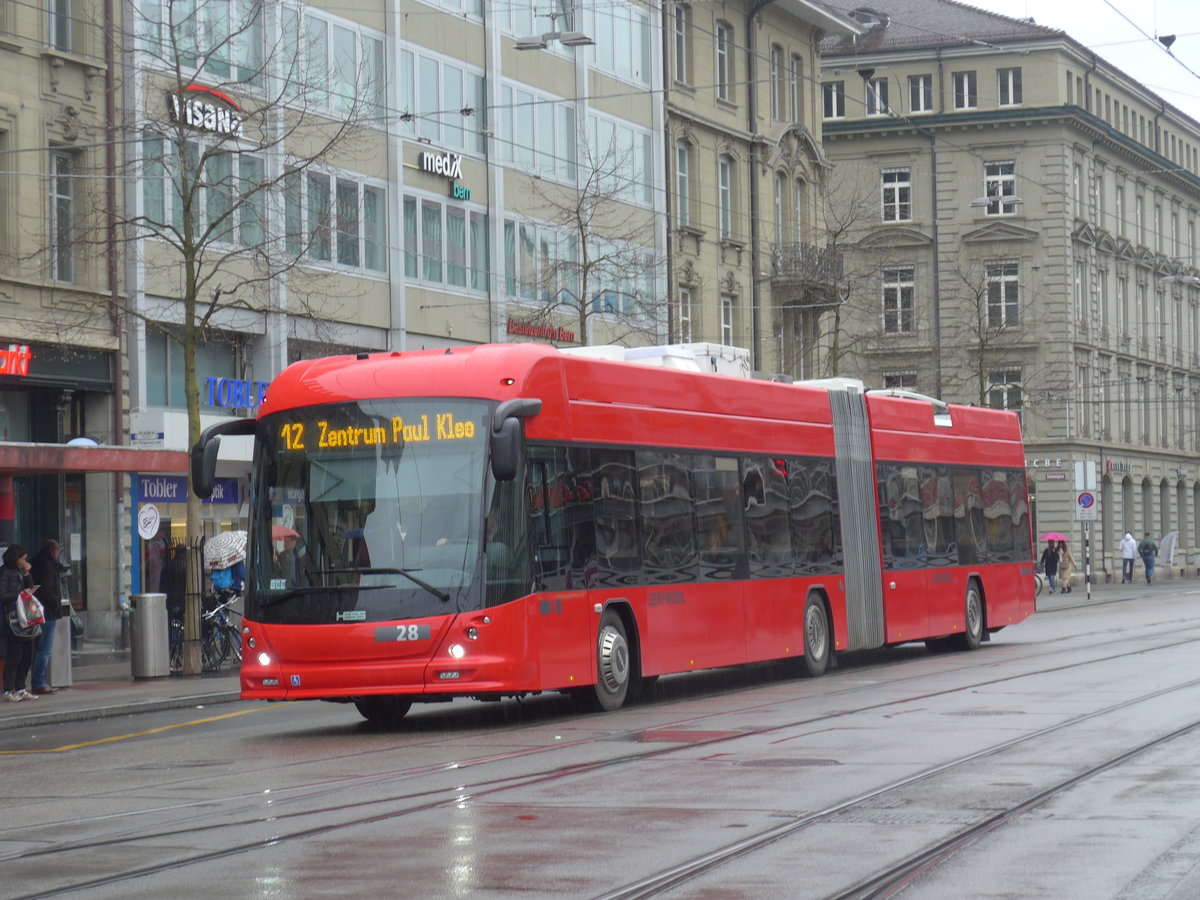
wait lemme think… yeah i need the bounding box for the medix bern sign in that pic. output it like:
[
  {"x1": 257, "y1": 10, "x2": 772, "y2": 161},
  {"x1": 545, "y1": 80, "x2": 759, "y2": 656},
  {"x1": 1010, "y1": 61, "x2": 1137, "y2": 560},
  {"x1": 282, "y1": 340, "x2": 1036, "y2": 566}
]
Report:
[
  {"x1": 0, "y1": 344, "x2": 33, "y2": 377},
  {"x1": 419, "y1": 150, "x2": 464, "y2": 179},
  {"x1": 167, "y1": 85, "x2": 244, "y2": 138}
]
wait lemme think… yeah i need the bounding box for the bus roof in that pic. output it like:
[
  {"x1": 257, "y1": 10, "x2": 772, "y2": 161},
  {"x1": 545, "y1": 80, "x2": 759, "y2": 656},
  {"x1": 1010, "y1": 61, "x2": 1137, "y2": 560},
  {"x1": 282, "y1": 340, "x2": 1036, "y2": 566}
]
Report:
[{"x1": 260, "y1": 343, "x2": 1024, "y2": 462}]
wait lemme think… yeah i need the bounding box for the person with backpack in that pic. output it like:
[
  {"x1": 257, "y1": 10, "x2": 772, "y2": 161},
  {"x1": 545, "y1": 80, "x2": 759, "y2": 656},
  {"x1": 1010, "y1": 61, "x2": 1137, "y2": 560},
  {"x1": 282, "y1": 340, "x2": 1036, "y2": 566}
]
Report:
[{"x1": 1138, "y1": 533, "x2": 1158, "y2": 584}]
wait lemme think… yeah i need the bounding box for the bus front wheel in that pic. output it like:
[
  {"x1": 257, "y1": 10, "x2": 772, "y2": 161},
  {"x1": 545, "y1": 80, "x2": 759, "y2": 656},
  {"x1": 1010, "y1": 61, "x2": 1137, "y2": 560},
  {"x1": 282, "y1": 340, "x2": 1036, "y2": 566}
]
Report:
[
  {"x1": 802, "y1": 593, "x2": 831, "y2": 677},
  {"x1": 956, "y1": 581, "x2": 984, "y2": 652},
  {"x1": 576, "y1": 609, "x2": 631, "y2": 712},
  {"x1": 355, "y1": 695, "x2": 413, "y2": 726}
]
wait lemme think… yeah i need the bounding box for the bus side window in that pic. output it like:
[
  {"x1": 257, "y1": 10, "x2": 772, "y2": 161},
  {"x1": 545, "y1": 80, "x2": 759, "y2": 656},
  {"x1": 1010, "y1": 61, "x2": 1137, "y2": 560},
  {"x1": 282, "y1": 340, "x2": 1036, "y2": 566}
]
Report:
[{"x1": 526, "y1": 445, "x2": 596, "y2": 591}]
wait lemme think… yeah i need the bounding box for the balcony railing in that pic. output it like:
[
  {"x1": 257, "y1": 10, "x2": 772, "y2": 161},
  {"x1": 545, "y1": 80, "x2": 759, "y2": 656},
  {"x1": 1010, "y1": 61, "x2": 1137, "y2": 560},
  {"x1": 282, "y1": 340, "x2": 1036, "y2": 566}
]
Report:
[{"x1": 771, "y1": 243, "x2": 842, "y2": 301}]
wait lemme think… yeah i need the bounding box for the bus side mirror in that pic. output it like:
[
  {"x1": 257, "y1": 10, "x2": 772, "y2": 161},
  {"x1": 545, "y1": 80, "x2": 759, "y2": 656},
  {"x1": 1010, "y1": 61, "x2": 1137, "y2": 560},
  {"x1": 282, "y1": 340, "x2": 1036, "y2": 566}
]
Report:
[
  {"x1": 490, "y1": 398, "x2": 542, "y2": 482},
  {"x1": 191, "y1": 417, "x2": 257, "y2": 499}
]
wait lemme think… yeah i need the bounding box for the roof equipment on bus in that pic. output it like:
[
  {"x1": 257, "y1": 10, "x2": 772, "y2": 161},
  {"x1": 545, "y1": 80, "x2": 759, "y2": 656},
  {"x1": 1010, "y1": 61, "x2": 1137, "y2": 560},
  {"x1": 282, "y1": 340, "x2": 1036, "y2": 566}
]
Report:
[
  {"x1": 562, "y1": 342, "x2": 752, "y2": 378},
  {"x1": 867, "y1": 388, "x2": 953, "y2": 427}
]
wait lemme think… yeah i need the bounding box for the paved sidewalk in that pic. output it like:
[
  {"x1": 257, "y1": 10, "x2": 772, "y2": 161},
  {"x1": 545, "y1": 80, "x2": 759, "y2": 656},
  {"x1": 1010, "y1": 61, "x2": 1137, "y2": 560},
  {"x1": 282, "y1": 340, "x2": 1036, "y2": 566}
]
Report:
[
  {"x1": 0, "y1": 671, "x2": 240, "y2": 731},
  {"x1": 0, "y1": 570, "x2": 1178, "y2": 731}
]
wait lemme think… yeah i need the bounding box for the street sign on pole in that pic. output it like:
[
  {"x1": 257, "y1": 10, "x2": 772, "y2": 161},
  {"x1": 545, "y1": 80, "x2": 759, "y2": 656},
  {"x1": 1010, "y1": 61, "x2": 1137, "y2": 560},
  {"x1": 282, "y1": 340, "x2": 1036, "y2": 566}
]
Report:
[{"x1": 1076, "y1": 491, "x2": 1097, "y2": 521}]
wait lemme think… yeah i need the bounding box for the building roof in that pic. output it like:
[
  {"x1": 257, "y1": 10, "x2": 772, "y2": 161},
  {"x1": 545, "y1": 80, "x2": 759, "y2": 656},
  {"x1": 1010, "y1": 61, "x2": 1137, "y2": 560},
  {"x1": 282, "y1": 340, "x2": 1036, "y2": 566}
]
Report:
[{"x1": 819, "y1": 0, "x2": 1059, "y2": 54}]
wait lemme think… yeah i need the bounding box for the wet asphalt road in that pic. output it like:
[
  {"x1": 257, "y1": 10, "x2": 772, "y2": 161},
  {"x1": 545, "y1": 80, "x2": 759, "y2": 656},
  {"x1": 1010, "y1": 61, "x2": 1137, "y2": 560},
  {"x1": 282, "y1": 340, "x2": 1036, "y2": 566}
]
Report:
[{"x1": 4, "y1": 582, "x2": 1200, "y2": 899}]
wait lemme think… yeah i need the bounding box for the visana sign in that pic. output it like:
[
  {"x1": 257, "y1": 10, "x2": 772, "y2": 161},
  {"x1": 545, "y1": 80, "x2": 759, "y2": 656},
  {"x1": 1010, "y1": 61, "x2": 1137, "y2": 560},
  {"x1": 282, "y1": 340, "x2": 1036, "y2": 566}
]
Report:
[{"x1": 167, "y1": 85, "x2": 244, "y2": 138}]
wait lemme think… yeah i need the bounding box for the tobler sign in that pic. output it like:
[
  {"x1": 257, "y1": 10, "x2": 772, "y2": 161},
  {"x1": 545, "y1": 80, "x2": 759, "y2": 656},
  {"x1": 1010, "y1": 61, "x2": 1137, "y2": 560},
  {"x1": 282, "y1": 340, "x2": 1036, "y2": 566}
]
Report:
[{"x1": 167, "y1": 85, "x2": 244, "y2": 138}]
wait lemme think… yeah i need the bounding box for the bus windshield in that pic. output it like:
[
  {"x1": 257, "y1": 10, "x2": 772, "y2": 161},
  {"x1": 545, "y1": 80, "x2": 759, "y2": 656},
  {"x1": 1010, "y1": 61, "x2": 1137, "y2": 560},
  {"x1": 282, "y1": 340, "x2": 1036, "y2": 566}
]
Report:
[{"x1": 249, "y1": 398, "x2": 495, "y2": 624}]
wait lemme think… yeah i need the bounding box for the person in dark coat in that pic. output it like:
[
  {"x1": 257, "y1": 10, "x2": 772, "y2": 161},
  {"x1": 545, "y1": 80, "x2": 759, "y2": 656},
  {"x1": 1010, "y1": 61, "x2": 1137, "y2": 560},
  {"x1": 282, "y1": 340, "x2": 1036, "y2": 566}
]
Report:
[
  {"x1": 29, "y1": 538, "x2": 70, "y2": 694},
  {"x1": 1040, "y1": 541, "x2": 1060, "y2": 593},
  {"x1": 1, "y1": 544, "x2": 38, "y2": 702}
]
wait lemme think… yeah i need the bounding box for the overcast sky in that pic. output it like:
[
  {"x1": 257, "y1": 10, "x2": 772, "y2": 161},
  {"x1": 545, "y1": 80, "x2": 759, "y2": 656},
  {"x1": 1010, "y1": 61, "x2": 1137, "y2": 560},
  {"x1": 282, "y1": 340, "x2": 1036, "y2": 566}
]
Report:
[{"x1": 963, "y1": 0, "x2": 1200, "y2": 123}]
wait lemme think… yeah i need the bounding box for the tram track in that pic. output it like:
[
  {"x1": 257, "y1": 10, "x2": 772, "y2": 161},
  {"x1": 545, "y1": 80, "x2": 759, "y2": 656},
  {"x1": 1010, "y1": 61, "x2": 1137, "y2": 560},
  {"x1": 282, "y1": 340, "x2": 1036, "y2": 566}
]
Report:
[{"x1": 8, "y1": 620, "x2": 1200, "y2": 898}]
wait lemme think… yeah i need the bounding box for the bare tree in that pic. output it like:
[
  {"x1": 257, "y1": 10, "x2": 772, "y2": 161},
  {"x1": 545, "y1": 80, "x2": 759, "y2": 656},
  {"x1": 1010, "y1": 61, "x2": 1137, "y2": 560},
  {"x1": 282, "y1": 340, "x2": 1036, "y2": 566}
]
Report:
[
  {"x1": 794, "y1": 166, "x2": 914, "y2": 381},
  {"x1": 93, "y1": 0, "x2": 387, "y2": 671},
  {"x1": 511, "y1": 124, "x2": 664, "y2": 346}
]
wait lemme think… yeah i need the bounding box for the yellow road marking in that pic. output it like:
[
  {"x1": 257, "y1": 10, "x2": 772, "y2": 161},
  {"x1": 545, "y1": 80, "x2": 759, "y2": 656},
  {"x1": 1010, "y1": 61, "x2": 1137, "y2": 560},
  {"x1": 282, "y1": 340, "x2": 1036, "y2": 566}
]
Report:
[{"x1": 0, "y1": 703, "x2": 292, "y2": 754}]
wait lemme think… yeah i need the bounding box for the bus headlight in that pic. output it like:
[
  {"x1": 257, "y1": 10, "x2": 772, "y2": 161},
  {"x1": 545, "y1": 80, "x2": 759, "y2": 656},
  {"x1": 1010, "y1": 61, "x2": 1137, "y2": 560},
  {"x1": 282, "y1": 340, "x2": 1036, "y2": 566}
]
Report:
[
  {"x1": 257, "y1": 652, "x2": 272, "y2": 666},
  {"x1": 466, "y1": 627, "x2": 478, "y2": 640},
  {"x1": 448, "y1": 643, "x2": 466, "y2": 660}
]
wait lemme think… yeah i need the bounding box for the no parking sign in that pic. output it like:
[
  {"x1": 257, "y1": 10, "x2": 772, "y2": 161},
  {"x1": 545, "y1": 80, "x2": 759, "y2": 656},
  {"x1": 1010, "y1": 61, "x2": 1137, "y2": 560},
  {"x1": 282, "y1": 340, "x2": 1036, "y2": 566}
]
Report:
[{"x1": 1076, "y1": 491, "x2": 1097, "y2": 521}]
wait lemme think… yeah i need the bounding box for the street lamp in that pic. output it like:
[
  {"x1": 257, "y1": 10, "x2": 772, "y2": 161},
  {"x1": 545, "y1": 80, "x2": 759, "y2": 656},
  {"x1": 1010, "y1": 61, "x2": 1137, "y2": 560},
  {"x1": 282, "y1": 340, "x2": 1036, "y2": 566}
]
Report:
[
  {"x1": 970, "y1": 195, "x2": 1023, "y2": 207},
  {"x1": 514, "y1": 6, "x2": 593, "y2": 50}
]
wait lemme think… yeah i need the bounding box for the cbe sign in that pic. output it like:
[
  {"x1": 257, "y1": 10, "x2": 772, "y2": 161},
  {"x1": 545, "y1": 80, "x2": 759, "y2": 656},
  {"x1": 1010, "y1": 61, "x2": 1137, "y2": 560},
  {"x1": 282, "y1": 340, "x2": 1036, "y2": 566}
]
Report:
[{"x1": 1076, "y1": 491, "x2": 1097, "y2": 521}]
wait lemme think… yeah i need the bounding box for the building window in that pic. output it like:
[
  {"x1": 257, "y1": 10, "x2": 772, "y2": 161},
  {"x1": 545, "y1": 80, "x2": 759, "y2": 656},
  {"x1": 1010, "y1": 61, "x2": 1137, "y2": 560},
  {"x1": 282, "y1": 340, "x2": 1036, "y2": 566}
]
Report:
[
  {"x1": 1116, "y1": 185, "x2": 1125, "y2": 235},
  {"x1": 882, "y1": 267, "x2": 915, "y2": 334},
  {"x1": 146, "y1": 327, "x2": 237, "y2": 409},
  {"x1": 715, "y1": 21, "x2": 733, "y2": 102},
  {"x1": 770, "y1": 44, "x2": 785, "y2": 120},
  {"x1": 952, "y1": 71, "x2": 977, "y2": 109},
  {"x1": 865, "y1": 76, "x2": 889, "y2": 116},
  {"x1": 50, "y1": 150, "x2": 76, "y2": 283},
  {"x1": 49, "y1": 0, "x2": 71, "y2": 50},
  {"x1": 774, "y1": 171, "x2": 786, "y2": 244},
  {"x1": 989, "y1": 370, "x2": 1023, "y2": 422},
  {"x1": 717, "y1": 154, "x2": 733, "y2": 239},
  {"x1": 677, "y1": 286, "x2": 694, "y2": 343},
  {"x1": 883, "y1": 372, "x2": 917, "y2": 390},
  {"x1": 793, "y1": 180, "x2": 805, "y2": 243},
  {"x1": 675, "y1": 141, "x2": 691, "y2": 227},
  {"x1": 673, "y1": 3, "x2": 691, "y2": 84},
  {"x1": 998, "y1": 68, "x2": 1022, "y2": 106},
  {"x1": 823, "y1": 81, "x2": 845, "y2": 119},
  {"x1": 987, "y1": 260, "x2": 1020, "y2": 328},
  {"x1": 909, "y1": 74, "x2": 933, "y2": 113},
  {"x1": 881, "y1": 168, "x2": 912, "y2": 222},
  {"x1": 790, "y1": 54, "x2": 804, "y2": 123},
  {"x1": 720, "y1": 294, "x2": 734, "y2": 344},
  {"x1": 984, "y1": 160, "x2": 1018, "y2": 215},
  {"x1": 578, "y1": 3, "x2": 653, "y2": 86},
  {"x1": 154, "y1": 0, "x2": 266, "y2": 87}
]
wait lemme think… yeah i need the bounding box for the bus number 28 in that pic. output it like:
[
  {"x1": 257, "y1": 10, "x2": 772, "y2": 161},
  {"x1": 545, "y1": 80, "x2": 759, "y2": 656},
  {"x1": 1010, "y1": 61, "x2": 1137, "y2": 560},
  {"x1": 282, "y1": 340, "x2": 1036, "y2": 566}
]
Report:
[{"x1": 375, "y1": 624, "x2": 431, "y2": 642}]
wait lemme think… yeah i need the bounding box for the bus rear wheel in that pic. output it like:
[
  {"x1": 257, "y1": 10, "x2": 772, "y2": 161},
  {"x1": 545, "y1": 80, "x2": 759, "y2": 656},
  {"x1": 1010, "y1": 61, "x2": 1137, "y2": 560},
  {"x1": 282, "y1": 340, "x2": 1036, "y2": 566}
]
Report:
[
  {"x1": 955, "y1": 581, "x2": 984, "y2": 652},
  {"x1": 355, "y1": 695, "x2": 413, "y2": 726},
  {"x1": 576, "y1": 609, "x2": 631, "y2": 712},
  {"x1": 802, "y1": 593, "x2": 831, "y2": 677}
]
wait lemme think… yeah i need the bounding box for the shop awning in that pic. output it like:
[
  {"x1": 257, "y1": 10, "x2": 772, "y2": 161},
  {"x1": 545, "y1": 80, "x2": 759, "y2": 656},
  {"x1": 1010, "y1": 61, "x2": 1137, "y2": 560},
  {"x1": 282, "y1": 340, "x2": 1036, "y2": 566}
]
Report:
[{"x1": 0, "y1": 443, "x2": 187, "y2": 474}]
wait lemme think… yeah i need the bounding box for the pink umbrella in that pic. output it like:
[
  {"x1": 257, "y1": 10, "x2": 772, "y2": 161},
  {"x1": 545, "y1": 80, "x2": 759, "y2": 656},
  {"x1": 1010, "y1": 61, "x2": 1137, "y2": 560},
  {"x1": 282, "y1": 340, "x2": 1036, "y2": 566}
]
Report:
[
  {"x1": 272, "y1": 524, "x2": 300, "y2": 541},
  {"x1": 1039, "y1": 532, "x2": 1068, "y2": 542}
]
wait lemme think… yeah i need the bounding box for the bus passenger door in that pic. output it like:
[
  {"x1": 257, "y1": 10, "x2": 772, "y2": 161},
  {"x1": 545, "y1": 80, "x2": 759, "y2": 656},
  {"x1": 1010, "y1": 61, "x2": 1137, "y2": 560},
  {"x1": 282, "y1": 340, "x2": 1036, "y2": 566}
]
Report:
[
  {"x1": 525, "y1": 445, "x2": 595, "y2": 690},
  {"x1": 878, "y1": 465, "x2": 930, "y2": 643}
]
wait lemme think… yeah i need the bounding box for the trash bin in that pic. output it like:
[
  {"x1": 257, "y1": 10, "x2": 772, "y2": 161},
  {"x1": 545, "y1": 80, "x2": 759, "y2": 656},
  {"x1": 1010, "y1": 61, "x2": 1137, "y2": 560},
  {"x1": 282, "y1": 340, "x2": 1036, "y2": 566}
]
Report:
[
  {"x1": 48, "y1": 598, "x2": 72, "y2": 688},
  {"x1": 129, "y1": 593, "x2": 169, "y2": 679}
]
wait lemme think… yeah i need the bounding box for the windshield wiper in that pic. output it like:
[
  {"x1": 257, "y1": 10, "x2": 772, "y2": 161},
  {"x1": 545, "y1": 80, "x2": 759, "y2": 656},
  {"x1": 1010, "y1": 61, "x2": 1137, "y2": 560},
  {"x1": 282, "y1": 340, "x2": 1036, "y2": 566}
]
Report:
[
  {"x1": 259, "y1": 583, "x2": 387, "y2": 609},
  {"x1": 352, "y1": 566, "x2": 450, "y2": 602}
]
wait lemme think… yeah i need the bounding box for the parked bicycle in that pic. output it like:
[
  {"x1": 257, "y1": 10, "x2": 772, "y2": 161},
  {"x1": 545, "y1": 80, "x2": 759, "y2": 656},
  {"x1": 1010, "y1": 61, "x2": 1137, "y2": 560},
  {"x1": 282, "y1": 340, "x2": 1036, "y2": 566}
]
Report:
[{"x1": 168, "y1": 590, "x2": 242, "y2": 673}]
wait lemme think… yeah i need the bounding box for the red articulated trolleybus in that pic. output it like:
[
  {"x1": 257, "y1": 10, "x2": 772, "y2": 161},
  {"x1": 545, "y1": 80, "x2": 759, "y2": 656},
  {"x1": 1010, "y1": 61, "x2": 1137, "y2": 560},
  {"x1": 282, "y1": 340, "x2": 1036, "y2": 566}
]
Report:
[{"x1": 192, "y1": 342, "x2": 1035, "y2": 725}]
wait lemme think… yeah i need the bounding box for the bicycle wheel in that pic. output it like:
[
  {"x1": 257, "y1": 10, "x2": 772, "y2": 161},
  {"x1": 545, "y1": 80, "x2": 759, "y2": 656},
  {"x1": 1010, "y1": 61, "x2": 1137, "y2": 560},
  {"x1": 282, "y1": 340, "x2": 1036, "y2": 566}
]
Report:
[{"x1": 1034, "y1": 573, "x2": 1044, "y2": 596}]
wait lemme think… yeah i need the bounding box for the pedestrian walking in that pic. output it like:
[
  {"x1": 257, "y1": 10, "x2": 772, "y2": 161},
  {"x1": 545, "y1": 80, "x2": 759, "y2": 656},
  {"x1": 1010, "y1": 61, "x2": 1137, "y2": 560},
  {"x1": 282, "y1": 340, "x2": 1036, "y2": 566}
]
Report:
[
  {"x1": 1, "y1": 544, "x2": 39, "y2": 702},
  {"x1": 1120, "y1": 531, "x2": 1137, "y2": 583},
  {"x1": 29, "y1": 538, "x2": 70, "y2": 695},
  {"x1": 1057, "y1": 540, "x2": 1075, "y2": 593},
  {"x1": 1040, "y1": 540, "x2": 1060, "y2": 593},
  {"x1": 1138, "y1": 533, "x2": 1158, "y2": 584}
]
